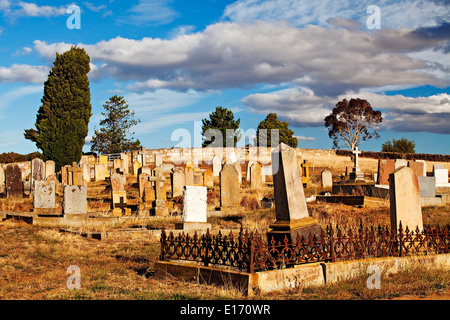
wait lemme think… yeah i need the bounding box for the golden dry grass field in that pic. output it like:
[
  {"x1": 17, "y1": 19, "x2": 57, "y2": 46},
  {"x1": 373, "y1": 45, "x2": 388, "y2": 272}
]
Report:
[{"x1": 0, "y1": 197, "x2": 449, "y2": 300}]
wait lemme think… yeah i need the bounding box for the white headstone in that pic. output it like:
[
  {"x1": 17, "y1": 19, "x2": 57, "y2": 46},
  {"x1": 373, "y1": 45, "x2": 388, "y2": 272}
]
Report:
[{"x1": 182, "y1": 186, "x2": 207, "y2": 223}]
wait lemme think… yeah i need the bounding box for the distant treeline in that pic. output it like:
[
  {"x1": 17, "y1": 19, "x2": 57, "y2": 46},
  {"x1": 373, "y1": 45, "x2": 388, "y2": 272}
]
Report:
[
  {"x1": 0, "y1": 152, "x2": 42, "y2": 164},
  {"x1": 336, "y1": 150, "x2": 450, "y2": 162}
]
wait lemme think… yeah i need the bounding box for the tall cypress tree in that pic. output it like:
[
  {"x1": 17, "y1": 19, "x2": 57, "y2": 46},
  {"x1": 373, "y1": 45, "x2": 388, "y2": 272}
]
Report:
[{"x1": 24, "y1": 46, "x2": 92, "y2": 169}]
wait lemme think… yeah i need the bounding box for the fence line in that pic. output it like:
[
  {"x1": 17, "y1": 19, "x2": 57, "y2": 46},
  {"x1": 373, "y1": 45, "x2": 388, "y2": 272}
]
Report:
[{"x1": 160, "y1": 223, "x2": 450, "y2": 273}]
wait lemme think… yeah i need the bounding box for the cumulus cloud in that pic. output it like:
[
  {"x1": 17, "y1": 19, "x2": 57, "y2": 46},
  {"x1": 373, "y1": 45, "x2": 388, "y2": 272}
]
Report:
[
  {"x1": 116, "y1": 0, "x2": 178, "y2": 26},
  {"x1": 31, "y1": 21, "x2": 448, "y2": 94},
  {"x1": 241, "y1": 86, "x2": 450, "y2": 134},
  {"x1": 0, "y1": 64, "x2": 48, "y2": 84}
]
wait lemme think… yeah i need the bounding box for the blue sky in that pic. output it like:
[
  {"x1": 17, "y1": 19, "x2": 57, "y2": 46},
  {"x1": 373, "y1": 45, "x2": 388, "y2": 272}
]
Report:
[{"x1": 0, "y1": 0, "x2": 449, "y2": 155}]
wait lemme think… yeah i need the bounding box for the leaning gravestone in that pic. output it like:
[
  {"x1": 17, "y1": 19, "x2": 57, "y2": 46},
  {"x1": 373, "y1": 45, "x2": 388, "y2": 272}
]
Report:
[
  {"x1": 6, "y1": 164, "x2": 23, "y2": 198},
  {"x1": 33, "y1": 180, "x2": 56, "y2": 215},
  {"x1": 63, "y1": 185, "x2": 87, "y2": 214},
  {"x1": 267, "y1": 143, "x2": 322, "y2": 243},
  {"x1": 175, "y1": 186, "x2": 211, "y2": 231},
  {"x1": 389, "y1": 167, "x2": 423, "y2": 232},
  {"x1": 220, "y1": 164, "x2": 240, "y2": 207}
]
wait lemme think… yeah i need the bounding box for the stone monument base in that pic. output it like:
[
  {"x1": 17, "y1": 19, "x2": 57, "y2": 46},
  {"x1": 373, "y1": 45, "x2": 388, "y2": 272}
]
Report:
[
  {"x1": 175, "y1": 222, "x2": 212, "y2": 233},
  {"x1": 33, "y1": 208, "x2": 60, "y2": 216},
  {"x1": 267, "y1": 217, "x2": 323, "y2": 244}
]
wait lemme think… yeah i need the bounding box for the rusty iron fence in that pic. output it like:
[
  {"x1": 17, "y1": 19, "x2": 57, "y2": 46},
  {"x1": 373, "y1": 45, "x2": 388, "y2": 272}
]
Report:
[{"x1": 159, "y1": 223, "x2": 450, "y2": 273}]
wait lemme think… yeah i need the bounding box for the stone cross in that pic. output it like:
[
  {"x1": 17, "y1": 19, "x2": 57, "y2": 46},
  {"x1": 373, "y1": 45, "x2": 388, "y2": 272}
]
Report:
[
  {"x1": 352, "y1": 147, "x2": 361, "y2": 169},
  {"x1": 68, "y1": 162, "x2": 82, "y2": 185}
]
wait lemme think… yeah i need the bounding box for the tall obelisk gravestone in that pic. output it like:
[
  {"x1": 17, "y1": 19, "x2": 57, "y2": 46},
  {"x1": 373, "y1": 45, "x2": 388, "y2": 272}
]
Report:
[{"x1": 267, "y1": 143, "x2": 322, "y2": 243}]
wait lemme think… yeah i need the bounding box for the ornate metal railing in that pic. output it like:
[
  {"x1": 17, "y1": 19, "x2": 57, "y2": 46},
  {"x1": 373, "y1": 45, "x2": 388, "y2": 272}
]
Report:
[{"x1": 159, "y1": 223, "x2": 450, "y2": 273}]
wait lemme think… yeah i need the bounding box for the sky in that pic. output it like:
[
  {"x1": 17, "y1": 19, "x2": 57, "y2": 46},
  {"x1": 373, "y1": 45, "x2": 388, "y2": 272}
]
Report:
[{"x1": 0, "y1": 0, "x2": 449, "y2": 155}]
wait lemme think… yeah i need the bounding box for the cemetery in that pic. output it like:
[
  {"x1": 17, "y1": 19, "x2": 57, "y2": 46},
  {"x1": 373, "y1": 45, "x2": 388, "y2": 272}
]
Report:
[{"x1": 0, "y1": 144, "x2": 449, "y2": 299}]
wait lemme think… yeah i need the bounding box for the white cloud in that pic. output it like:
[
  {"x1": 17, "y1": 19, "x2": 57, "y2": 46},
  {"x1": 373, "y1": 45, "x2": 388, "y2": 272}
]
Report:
[
  {"x1": 32, "y1": 21, "x2": 448, "y2": 93},
  {"x1": 222, "y1": 0, "x2": 450, "y2": 29},
  {"x1": 242, "y1": 86, "x2": 450, "y2": 134},
  {"x1": 116, "y1": 0, "x2": 178, "y2": 26},
  {"x1": 14, "y1": 1, "x2": 66, "y2": 17},
  {"x1": 296, "y1": 136, "x2": 316, "y2": 141},
  {"x1": 0, "y1": 64, "x2": 48, "y2": 84}
]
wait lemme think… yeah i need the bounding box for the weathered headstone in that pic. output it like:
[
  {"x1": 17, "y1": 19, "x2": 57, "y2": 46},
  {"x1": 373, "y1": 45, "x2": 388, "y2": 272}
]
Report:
[
  {"x1": 408, "y1": 161, "x2": 425, "y2": 177},
  {"x1": 185, "y1": 166, "x2": 194, "y2": 186},
  {"x1": 172, "y1": 167, "x2": 185, "y2": 197},
  {"x1": 94, "y1": 164, "x2": 106, "y2": 181},
  {"x1": 155, "y1": 154, "x2": 163, "y2": 167},
  {"x1": 246, "y1": 161, "x2": 255, "y2": 182},
  {"x1": 175, "y1": 186, "x2": 211, "y2": 232},
  {"x1": 31, "y1": 158, "x2": 45, "y2": 190},
  {"x1": 33, "y1": 180, "x2": 56, "y2": 215},
  {"x1": 0, "y1": 166, "x2": 4, "y2": 194},
  {"x1": 98, "y1": 155, "x2": 108, "y2": 165},
  {"x1": 82, "y1": 163, "x2": 90, "y2": 185},
  {"x1": 220, "y1": 164, "x2": 240, "y2": 207},
  {"x1": 203, "y1": 169, "x2": 213, "y2": 188},
  {"x1": 139, "y1": 173, "x2": 152, "y2": 201},
  {"x1": 389, "y1": 167, "x2": 423, "y2": 231},
  {"x1": 267, "y1": 143, "x2": 322, "y2": 242},
  {"x1": 120, "y1": 153, "x2": 129, "y2": 174},
  {"x1": 110, "y1": 172, "x2": 127, "y2": 208},
  {"x1": 212, "y1": 156, "x2": 222, "y2": 177},
  {"x1": 250, "y1": 163, "x2": 262, "y2": 189},
  {"x1": 395, "y1": 159, "x2": 408, "y2": 170},
  {"x1": 133, "y1": 160, "x2": 141, "y2": 176},
  {"x1": 377, "y1": 159, "x2": 395, "y2": 185},
  {"x1": 63, "y1": 185, "x2": 87, "y2": 215},
  {"x1": 45, "y1": 160, "x2": 55, "y2": 179},
  {"x1": 6, "y1": 164, "x2": 23, "y2": 198},
  {"x1": 321, "y1": 169, "x2": 333, "y2": 189}
]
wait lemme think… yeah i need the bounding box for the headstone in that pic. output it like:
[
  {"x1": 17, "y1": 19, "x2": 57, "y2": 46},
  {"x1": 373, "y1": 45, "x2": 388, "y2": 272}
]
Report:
[
  {"x1": 0, "y1": 166, "x2": 4, "y2": 194},
  {"x1": 139, "y1": 154, "x2": 146, "y2": 167},
  {"x1": 220, "y1": 164, "x2": 240, "y2": 207},
  {"x1": 63, "y1": 185, "x2": 87, "y2": 214},
  {"x1": 246, "y1": 161, "x2": 255, "y2": 182},
  {"x1": 61, "y1": 165, "x2": 69, "y2": 185},
  {"x1": 408, "y1": 161, "x2": 425, "y2": 178},
  {"x1": 395, "y1": 159, "x2": 408, "y2": 170},
  {"x1": 434, "y1": 166, "x2": 449, "y2": 185},
  {"x1": 175, "y1": 186, "x2": 211, "y2": 231},
  {"x1": 235, "y1": 163, "x2": 242, "y2": 184},
  {"x1": 389, "y1": 167, "x2": 423, "y2": 231},
  {"x1": 110, "y1": 172, "x2": 127, "y2": 208},
  {"x1": 6, "y1": 164, "x2": 23, "y2": 198},
  {"x1": 120, "y1": 153, "x2": 129, "y2": 174},
  {"x1": 321, "y1": 169, "x2": 333, "y2": 189},
  {"x1": 418, "y1": 176, "x2": 436, "y2": 198},
  {"x1": 172, "y1": 167, "x2": 185, "y2": 198},
  {"x1": 185, "y1": 166, "x2": 194, "y2": 186},
  {"x1": 82, "y1": 163, "x2": 90, "y2": 185},
  {"x1": 415, "y1": 160, "x2": 427, "y2": 176},
  {"x1": 267, "y1": 143, "x2": 322, "y2": 243},
  {"x1": 94, "y1": 164, "x2": 106, "y2": 181},
  {"x1": 212, "y1": 156, "x2": 222, "y2": 177},
  {"x1": 31, "y1": 158, "x2": 45, "y2": 189},
  {"x1": 98, "y1": 155, "x2": 108, "y2": 165},
  {"x1": 45, "y1": 160, "x2": 55, "y2": 179},
  {"x1": 227, "y1": 151, "x2": 237, "y2": 164},
  {"x1": 133, "y1": 160, "x2": 141, "y2": 176},
  {"x1": 203, "y1": 169, "x2": 213, "y2": 188},
  {"x1": 250, "y1": 163, "x2": 262, "y2": 189},
  {"x1": 155, "y1": 154, "x2": 163, "y2": 167},
  {"x1": 33, "y1": 180, "x2": 56, "y2": 215},
  {"x1": 377, "y1": 159, "x2": 395, "y2": 185}
]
